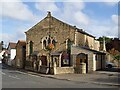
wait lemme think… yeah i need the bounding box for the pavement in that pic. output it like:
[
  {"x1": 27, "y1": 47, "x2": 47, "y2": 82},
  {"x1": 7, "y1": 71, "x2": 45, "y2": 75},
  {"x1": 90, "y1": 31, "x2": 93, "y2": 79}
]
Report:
[{"x1": 2, "y1": 64, "x2": 120, "y2": 87}]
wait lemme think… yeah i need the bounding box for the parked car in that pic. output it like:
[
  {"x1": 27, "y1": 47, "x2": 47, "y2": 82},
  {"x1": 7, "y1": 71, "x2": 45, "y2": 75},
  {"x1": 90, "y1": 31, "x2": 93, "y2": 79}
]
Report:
[{"x1": 106, "y1": 61, "x2": 115, "y2": 69}]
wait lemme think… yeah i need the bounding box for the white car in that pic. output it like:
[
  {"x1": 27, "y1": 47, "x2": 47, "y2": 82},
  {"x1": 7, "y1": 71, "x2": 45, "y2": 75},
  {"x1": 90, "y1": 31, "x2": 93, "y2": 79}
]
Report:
[{"x1": 106, "y1": 61, "x2": 115, "y2": 69}]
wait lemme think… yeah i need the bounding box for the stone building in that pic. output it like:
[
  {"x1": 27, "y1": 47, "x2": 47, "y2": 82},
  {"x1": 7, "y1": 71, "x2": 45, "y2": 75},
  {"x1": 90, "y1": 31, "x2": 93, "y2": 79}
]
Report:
[
  {"x1": 25, "y1": 12, "x2": 106, "y2": 74},
  {"x1": 15, "y1": 40, "x2": 26, "y2": 69}
]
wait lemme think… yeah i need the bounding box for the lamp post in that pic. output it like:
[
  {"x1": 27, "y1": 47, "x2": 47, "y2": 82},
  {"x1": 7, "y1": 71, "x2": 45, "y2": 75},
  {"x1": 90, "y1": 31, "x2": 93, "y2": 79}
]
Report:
[{"x1": 46, "y1": 43, "x2": 54, "y2": 74}]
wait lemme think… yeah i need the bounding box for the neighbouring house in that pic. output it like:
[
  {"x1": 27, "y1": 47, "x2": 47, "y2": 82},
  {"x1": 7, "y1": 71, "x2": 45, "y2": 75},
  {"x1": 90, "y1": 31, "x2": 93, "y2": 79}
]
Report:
[
  {"x1": 0, "y1": 50, "x2": 5, "y2": 63},
  {"x1": 15, "y1": 40, "x2": 26, "y2": 68},
  {"x1": 0, "y1": 49, "x2": 9, "y2": 64},
  {"x1": 25, "y1": 12, "x2": 106, "y2": 74},
  {"x1": 7, "y1": 42, "x2": 16, "y2": 66}
]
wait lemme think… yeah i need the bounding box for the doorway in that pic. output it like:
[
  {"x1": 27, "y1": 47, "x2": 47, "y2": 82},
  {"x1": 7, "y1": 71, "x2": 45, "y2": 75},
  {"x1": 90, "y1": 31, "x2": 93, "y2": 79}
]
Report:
[
  {"x1": 76, "y1": 53, "x2": 88, "y2": 73},
  {"x1": 41, "y1": 55, "x2": 47, "y2": 66}
]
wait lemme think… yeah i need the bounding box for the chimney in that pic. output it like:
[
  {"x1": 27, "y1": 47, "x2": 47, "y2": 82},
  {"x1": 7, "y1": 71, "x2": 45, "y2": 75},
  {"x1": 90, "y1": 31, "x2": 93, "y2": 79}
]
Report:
[
  {"x1": 47, "y1": 11, "x2": 51, "y2": 18},
  {"x1": 103, "y1": 37, "x2": 106, "y2": 52}
]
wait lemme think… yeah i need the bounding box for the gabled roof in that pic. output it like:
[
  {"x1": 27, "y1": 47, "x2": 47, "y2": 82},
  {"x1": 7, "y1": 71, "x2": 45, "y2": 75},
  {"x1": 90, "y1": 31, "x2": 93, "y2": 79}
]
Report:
[
  {"x1": 25, "y1": 12, "x2": 96, "y2": 38},
  {"x1": 50, "y1": 16, "x2": 95, "y2": 38},
  {"x1": 8, "y1": 42, "x2": 16, "y2": 49}
]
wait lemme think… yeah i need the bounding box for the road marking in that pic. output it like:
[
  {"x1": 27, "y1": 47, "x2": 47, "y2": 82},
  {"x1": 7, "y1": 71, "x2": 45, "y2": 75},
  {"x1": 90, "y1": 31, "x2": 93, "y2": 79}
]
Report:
[
  {"x1": 8, "y1": 75, "x2": 20, "y2": 80},
  {"x1": 15, "y1": 71, "x2": 41, "y2": 78},
  {"x1": 0, "y1": 71, "x2": 6, "y2": 75},
  {"x1": 2, "y1": 72, "x2": 6, "y2": 75}
]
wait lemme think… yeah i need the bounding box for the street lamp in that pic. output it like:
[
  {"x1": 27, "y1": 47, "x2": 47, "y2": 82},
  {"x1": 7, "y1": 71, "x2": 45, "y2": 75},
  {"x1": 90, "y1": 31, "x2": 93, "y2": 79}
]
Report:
[{"x1": 46, "y1": 43, "x2": 54, "y2": 74}]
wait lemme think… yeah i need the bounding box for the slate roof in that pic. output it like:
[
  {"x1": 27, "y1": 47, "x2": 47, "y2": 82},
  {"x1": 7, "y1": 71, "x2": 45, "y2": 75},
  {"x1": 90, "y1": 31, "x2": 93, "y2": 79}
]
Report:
[
  {"x1": 16, "y1": 40, "x2": 26, "y2": 46},
  {"x1": 8, "y1": 42, "x2": 16, "y2": 49}
]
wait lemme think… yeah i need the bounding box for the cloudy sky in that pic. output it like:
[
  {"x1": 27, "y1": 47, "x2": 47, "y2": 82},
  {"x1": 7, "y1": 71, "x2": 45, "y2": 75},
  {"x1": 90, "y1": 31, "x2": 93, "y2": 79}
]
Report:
[{"x1": 0, "y1": 0, "x2": 119, "y2": 46}]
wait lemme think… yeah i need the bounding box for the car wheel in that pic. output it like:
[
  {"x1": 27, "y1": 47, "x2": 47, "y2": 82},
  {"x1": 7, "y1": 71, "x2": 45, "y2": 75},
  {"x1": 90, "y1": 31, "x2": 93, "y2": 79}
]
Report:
[{"x1": 107, "y1": 64, "x2": 112, "y2": 69}]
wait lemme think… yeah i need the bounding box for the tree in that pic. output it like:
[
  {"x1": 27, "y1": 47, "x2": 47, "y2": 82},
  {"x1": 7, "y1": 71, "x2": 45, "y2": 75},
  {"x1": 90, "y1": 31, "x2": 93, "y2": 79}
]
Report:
[
  {"x1": 97, "y1": 36, "x2": 112, "y2": 43},
  {"x1": 114, "y1": 54, "x2": 120, "y2": 61}
]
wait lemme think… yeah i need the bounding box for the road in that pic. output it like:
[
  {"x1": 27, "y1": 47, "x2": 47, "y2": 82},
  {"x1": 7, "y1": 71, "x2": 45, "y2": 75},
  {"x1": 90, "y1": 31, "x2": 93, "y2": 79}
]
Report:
[{"x1": 1, "y1": 64, "x2": 118, "y2": 88}]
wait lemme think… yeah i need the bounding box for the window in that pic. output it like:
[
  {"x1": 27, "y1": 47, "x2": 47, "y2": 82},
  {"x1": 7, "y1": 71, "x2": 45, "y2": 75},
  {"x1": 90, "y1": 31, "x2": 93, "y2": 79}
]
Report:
[
  {"x1": 43, "y1": 40, "x2": 46, "y2": 49},
  {"x1": 29, "y1": 41, "x2": 33, "y2": 55},
  {"x1": 52, "y1": 39, "x2": 56, "y2": 47},
  {"x1": 48, "y1": 37, "x2": 51, "y2": 44},
  {"x1": 42, "y1": 36, "x2": 57, "y2": 50},
  {"x1": 61, "y1": 52, "x2": 70, "y2": 67}
]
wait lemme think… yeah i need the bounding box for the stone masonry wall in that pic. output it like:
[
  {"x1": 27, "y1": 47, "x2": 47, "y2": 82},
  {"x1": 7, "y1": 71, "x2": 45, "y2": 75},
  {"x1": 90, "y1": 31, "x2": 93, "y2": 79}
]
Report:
[
  {"x1": 26, "y1": 15, "x2": 75, "y2": 62},
  {"x1": 71, "y1": 46, "x2": 94, "y2": 73},
  {"x1": 16, "y1": 44, "x2": 23, "y2": 68}
]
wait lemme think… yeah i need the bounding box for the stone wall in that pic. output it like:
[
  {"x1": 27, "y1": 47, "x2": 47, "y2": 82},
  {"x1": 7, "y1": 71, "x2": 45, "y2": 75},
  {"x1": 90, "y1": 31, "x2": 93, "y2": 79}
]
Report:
[
  {"x1": 15, "y1": 42, "x2": 26, "y2": 69},
  {"x1": 54, "y1": 67, "x2": 74, "y2": 74},
  {"x1": 94, "y1": 40, "x2": 100, "y2": 51},
  {"x1": 75, "y1": 32, "x2": 85, "y2": 46},
  {"x1": 71, "y1": 46, "x2": 94, "y2": 73},
  {"x1": 86, "y1": 35, "x2": 95, "y2": 49},
  {"x1": 16, "y1": 44, "x2": 23, "y2": 68},
  {"x1": 25, "y1": 13, "x2": 75, "y2": 64}
]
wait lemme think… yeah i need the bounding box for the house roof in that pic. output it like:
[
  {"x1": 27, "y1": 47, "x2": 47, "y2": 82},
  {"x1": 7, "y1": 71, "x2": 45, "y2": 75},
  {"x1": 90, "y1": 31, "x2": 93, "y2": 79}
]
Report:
[
  {"x1": 16, "y1": 40, "x2": 26, "y2": 46},
  {"x1": 51, "y1": 16, "x2": 95, "y2": 38},
  {"x1": 8, "y1": 42, "x2": 16, "y2": 49},
  {"x1": 26, "y1": 12, "x2": 95, "y2": 38}
]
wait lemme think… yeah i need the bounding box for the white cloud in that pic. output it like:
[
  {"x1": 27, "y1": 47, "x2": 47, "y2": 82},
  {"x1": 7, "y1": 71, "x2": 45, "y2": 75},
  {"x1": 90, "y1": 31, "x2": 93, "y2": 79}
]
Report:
[
  {"x1": 0, "y1": 0, "x2": 37, "y2": 21},
  {"x1": 0, "y1": 26, "x2": 27, "y2": 45},
  {"x1": 90, "y1": 25, "x2": 118, "y2": 38},
  {"x1": 34, "y1": 1, "x2": 117, "y2": 38},
  {"x1": 35, "y1": 2, "x2": 59, "y2": 13},
  {"x1": 1, "y1": 1, "x2": 119, "y2": 44},
  {"x1": 63, "y1": 2, "x2": 85, "y2": 10},
  {"x1": 59, "y1": 2, "x2": 90, "y2": 26},
  {"x1": 112, "y1": 15, "x2": 118, "y2": 24},
  {"x1": 74, "y1": 11, "x2": 90, "y2": 25},
  {"x1": 35, "y1": 2, "x2": 89, "y2": 26}
]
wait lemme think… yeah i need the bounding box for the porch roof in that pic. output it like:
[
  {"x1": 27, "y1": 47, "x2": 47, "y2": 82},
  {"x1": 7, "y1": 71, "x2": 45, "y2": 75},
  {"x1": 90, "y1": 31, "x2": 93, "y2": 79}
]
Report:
[
  {"x1": 81, "y1": 47, "x2": 106, "y2": 55},
  {"x1": 51, "y1": 51, "x2": 63, "y2": 56},
  {"x1": 31, "y1": 51, "x2": 39, "y2": 56},
  {"x1": 72, "y1": 46, "x2": 106, "y2": 55}
]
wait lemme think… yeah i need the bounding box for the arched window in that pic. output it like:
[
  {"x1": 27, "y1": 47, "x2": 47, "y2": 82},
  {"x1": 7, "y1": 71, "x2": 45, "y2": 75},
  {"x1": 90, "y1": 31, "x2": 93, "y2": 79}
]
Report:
[
  {"x1": 52, "y1": 39, "x2": 56, "y2": 47},
  {"x1": 43, "y1": 40, "x2": 46, "y2": 49},
  {"x1": 48, "y1": 37, "x2": 51, "y2": 44},
  {"x1": 29, "y1": 41, "x2": 33, "y2": 55},
  {"x1": 42, "y1": 36, "x2": 57, "y2": 50}
]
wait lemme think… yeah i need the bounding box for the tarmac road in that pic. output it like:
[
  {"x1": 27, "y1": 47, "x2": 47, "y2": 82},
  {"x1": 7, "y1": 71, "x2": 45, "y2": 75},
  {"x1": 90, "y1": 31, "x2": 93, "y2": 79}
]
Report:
[{"x1": 1, "y1": 64, "x2": 118, "y2": 88}]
